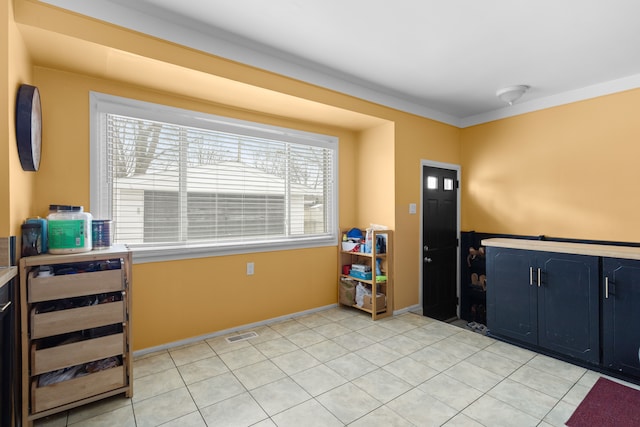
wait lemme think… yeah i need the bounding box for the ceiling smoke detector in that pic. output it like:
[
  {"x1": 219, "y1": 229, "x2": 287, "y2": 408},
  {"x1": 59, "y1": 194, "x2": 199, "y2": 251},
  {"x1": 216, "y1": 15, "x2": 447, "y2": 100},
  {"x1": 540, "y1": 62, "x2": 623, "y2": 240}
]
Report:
[{"x1": 496, "y1": 85, "x2": 530, "y2": 106}]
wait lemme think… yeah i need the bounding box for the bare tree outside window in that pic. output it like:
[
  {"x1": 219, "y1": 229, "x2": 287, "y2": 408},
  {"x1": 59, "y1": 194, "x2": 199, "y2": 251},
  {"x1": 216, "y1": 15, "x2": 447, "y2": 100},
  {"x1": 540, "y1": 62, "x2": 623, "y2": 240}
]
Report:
[{"x1": 92, "y1": 92, "x2": 337, "y2": 259}]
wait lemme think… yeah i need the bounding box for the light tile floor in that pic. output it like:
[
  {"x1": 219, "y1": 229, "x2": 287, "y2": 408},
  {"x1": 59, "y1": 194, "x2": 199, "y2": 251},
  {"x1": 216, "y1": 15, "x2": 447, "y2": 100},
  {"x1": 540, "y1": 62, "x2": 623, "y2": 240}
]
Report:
[{"x1": 34, "y1": 308, "x2": 639, "y2": 426}]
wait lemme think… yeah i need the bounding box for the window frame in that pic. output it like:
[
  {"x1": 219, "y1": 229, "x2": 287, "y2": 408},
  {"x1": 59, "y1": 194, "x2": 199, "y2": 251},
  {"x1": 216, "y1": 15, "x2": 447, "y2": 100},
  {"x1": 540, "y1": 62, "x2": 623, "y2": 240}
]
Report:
[{"x1": 90, "y1": 92, "x2": 339, "y2": 264}]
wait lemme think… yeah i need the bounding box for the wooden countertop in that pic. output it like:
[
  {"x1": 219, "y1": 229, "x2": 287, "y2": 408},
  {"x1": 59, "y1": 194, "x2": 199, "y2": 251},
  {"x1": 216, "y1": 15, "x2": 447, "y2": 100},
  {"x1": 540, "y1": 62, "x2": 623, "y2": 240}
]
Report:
[
  {"x1": 0, "y1": 266, "x2": 18, "y2": 287},
  {"x1": 482, "y1": 238, "x2": 640, "y2": 260},
  {"x1": 20, "y1": 245, "x2": 130, "y2": 267}
]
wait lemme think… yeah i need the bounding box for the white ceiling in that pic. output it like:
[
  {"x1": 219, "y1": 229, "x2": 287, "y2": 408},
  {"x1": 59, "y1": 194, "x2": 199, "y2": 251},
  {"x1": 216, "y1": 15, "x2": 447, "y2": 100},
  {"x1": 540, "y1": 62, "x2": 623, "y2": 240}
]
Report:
[{"x1": 39, "y1": 0, "x2": 640, "y2": 127}]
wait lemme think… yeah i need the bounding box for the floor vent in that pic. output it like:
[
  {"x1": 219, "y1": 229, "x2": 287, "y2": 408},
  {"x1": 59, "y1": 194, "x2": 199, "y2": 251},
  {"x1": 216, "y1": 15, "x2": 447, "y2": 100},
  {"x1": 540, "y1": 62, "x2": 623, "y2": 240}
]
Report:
[{"x1": 225, "y1": 331, "x2": 258, "y2": 343}]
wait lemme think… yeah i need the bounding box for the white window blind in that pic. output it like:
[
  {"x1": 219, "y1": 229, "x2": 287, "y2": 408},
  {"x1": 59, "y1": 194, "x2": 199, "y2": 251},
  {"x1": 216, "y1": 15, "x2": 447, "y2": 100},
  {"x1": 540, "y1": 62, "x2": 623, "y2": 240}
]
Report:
[{"x1": 90, "y1": 93, "x2": 338, "y2": 262}]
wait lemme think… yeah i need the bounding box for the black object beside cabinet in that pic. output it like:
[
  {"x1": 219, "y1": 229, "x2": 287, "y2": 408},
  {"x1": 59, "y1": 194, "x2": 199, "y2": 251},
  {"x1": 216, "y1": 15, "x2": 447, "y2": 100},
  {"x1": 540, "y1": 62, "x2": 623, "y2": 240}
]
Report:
[
  {"x1": 460, "y1": 231, "x2": 536, "y2": 326},
  {"x1": 459, "y1": 232, "x2": 486, "y2": 325},
  {"x1": 0, "y1": 271, "x2": 17, "y2": 427},
  {"x1": 485, "y1": 238, "x2": 640, "y2": 383}
]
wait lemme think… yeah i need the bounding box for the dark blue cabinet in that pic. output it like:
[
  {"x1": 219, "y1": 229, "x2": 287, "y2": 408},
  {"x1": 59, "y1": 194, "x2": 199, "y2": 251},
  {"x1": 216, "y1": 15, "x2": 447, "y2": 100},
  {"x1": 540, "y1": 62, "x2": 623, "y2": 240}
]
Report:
[
  {"x1": 487, "y1": 247, "x2": 600, "y2": 365},
  {"x1": 602, "y1": 258, "x2": 640, "y2": 377},
  {"x1": 537, "y1": 252, "x2": 599, "y2": 364},
  {"x1": 486, "y1": 247, "x2": 537, "y2": 345}
]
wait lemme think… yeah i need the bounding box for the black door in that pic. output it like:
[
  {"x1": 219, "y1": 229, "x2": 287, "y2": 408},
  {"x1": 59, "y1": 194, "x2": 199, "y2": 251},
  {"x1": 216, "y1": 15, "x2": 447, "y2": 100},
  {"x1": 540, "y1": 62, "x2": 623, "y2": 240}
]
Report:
[
  {"x1": 602, "y1": 257, "x2": 640, "y2": 377},
  {"x1": 422, "y1": 165, "x2": 458, "y2": 320}
]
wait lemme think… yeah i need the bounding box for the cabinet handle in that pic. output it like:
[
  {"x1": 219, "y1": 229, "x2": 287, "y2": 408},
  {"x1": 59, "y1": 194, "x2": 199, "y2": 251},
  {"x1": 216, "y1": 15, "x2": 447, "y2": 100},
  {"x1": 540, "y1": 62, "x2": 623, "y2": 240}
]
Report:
[
  {"x1": 529, "y1": 267, "x2": 533, "y2": 286},
  {"x1": 0, "y1": 301, "x2": 11, "y2": 313},
  {"x1": 537, "y1": 268, "x2": 541, "y2": 287},
  {"x1": 605, "y1": 277, "x2": 609, "y2": 299}
]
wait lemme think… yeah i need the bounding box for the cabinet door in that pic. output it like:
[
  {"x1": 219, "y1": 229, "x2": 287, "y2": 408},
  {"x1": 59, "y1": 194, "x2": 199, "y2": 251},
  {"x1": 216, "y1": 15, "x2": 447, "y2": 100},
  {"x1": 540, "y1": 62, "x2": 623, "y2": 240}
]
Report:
[
  {"x1": 537, "y1": 252, "x2": 599, "y2": 364},
  {"x1": 602, "y1": 258, "x2": 640, "y2": 377},
  {"x1": 0, "y1": 279, "x2": 13, "y2": 427},
  {"x1": 486, "y1": 247, "x2": 537, "y2": 345}
]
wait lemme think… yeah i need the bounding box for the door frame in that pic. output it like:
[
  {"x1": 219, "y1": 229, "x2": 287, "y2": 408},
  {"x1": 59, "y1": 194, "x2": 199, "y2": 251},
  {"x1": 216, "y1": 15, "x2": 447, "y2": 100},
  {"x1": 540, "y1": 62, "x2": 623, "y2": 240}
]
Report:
[{"x1": 419, "y1": 159, "x2": 462, "y2": 318}]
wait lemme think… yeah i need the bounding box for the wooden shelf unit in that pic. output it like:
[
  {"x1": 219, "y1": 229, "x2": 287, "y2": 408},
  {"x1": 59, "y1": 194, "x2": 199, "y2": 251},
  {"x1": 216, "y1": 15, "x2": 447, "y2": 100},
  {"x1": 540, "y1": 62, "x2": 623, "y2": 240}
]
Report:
[
  {"x1": 19, "y1": 246, "x2": 132, "y2": 425},
  {"x1": 339, "y1": 229, "x2": 393, "y2": 320}
]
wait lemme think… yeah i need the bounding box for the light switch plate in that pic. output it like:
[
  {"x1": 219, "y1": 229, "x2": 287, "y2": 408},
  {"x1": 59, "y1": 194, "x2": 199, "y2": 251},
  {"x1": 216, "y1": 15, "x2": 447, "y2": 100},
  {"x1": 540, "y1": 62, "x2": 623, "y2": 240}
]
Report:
[{"x1": 409, "y1": 203, "x2": 417, "y2": 214}]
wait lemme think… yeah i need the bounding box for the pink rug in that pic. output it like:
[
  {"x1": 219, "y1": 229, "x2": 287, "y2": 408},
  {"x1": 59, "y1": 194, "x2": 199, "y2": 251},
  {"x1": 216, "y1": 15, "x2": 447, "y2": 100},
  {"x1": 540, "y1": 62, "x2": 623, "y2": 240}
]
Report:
[{"x1": 566, "y1": 377, "x2": 640, "y2": 426}]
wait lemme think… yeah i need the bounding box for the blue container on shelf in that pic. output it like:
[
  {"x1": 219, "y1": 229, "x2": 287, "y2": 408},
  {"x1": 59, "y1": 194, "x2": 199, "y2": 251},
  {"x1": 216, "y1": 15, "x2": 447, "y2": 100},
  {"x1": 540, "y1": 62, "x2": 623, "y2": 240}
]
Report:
[
  {"x1": 26, "y1": 217, "x2": 48, "y2": 253},
  {"x1": 350, "y1": 270, "x2": 372, "y2": 280}
]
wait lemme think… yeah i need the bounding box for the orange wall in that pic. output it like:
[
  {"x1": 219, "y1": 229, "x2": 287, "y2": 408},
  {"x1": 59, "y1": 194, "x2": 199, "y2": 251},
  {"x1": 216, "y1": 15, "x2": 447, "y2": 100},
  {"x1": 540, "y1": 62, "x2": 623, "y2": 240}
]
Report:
[
  {"x1": 31, "y1": 67, "x2": 362, "y2": 215},
  {"x1": 132, "y1": 248, "x2": 338, "y2": 348},
  {"x1": 0, "y1": 2, "x2": 9, "y2": 235},
  {"x1": 356, "y1": 121, "x2": 396, "y2": 228},
  {"x1": 3, "y1": 0, "x2": 35, "y2": 238},
  {"x1": 10, "y1": 0, "x2": 640, "y2": 354},
  {"x1": 9, "y1": 0, "x2": 463, "y2": 350},
  {"x1": 337, "y1": 129, "x2": 358, "y2": 229},
  {"x1": 461, "y1": 88, "x2": 640, "y2": 243},
  {"x1": 32, "y1": 67, "x2": 361, "y2": 349},
  {"x1": 350, "y1": 114, "x2": 462, "y2": 312},
  {"x1": 393, "y1": 115, "x2": 461, "y2": 308}
]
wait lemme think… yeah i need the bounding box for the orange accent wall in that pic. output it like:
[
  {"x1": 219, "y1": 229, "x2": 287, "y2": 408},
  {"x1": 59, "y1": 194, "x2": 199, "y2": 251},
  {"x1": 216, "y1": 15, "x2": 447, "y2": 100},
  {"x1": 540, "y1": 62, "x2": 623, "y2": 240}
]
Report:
[
  {"x1": 357, "y1": 122, "x2": 396, "y2": 228},
  {"x1": 14, "y1": 0, "x2": 640, "y2": 351},
  {"x1": 31, "y1": 67, "x2": 363, "y2": 350},
  {"x1": 3, "y1": 0, "x2": 36, "y2": 238},
  {"x1": 8, "y1": 0, "x2": 462, "y2": 350},
  {"x1": 0, "y1": 2, "x2": 9, "y2": 235},
  {"x1": 14, "y1": 0, "x2": 640, "y2": 352},
  {"x1": 461, "y1": 89, "x2": 640, "y2": 242},
  {"x1": 132, "y1": 248, "x2": 339, "y2": 349},
  {"x1": 393, "y1": 116, "x2": 461, "y2": 309}
]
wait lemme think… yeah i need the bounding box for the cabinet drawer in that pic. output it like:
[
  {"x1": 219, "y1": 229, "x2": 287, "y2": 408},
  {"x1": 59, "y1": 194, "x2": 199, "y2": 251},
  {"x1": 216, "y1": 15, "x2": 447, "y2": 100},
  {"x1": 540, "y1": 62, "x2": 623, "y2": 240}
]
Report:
[
  {"x1": 31, "y1": 301, "x2": 125, "y2": 339},
  {"x1": 32, "y1": 365, "x2": 125, "y2": 413},
  {"x1": 32, "y1": 333, "x2": 124, "y2": 375},
  {"x1": 28, "y1": 269, "x2": 124, "y2": 303}
]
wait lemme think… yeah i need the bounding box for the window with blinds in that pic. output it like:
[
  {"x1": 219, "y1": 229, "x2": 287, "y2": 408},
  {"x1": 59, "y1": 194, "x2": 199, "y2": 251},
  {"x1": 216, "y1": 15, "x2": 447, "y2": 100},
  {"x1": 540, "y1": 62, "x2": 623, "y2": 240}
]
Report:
[{"x1": 90, "y1": 93, "x2": 338, "y2": 262}]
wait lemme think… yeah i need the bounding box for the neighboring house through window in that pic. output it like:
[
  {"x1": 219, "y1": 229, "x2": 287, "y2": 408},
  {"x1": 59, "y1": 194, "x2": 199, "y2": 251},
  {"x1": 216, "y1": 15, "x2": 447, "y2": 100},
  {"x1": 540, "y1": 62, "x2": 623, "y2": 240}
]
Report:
[{"x1": 90, "y1": 92, "x2": 338, "y2": 262}]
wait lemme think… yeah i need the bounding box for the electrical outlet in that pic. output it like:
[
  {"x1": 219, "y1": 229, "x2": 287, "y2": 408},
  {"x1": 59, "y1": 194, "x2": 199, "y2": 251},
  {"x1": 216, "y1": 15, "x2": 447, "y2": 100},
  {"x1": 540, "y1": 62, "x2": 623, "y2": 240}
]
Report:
[{"x1": 247, "y1": 262, "x2": 254, "y2": 275}]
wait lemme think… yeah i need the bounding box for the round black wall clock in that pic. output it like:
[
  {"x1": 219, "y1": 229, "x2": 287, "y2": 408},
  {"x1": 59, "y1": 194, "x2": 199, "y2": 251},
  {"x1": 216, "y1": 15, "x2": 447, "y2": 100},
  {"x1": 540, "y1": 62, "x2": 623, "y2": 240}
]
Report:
[{"x1": 16, "y1": 84, "x2": 42, "y2": 172}]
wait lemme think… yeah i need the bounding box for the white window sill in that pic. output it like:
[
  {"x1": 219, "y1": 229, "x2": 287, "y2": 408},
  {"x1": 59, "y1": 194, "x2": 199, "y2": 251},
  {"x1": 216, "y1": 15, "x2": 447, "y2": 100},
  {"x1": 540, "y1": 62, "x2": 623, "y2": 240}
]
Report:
[{"x1": 128, "y1": 237, "x2": 338, "y2": 264}]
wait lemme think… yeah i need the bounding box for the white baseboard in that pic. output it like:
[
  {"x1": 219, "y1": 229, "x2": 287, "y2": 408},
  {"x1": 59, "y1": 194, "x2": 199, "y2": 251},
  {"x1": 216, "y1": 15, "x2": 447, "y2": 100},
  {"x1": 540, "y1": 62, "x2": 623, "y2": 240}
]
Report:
[
  {"x1": 133, "y1": 303, "x2": 339, "y2": 357},
  {"x1": 394, "y1": 304, "x2": 422, "y2": 316}
]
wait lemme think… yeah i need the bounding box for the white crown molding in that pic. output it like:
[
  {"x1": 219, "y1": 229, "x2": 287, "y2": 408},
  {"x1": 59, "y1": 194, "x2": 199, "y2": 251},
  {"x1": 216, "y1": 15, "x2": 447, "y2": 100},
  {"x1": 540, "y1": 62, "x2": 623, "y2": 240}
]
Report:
[
  {"x1": 40, "y1": 0, "x2": 462, "y2": 126},
  {"x1": 37, "y1": 0, "x2": 640, "y2": 129},
  {"x1": 461, "y1": 74, "x2": 640, "y2": 128}
]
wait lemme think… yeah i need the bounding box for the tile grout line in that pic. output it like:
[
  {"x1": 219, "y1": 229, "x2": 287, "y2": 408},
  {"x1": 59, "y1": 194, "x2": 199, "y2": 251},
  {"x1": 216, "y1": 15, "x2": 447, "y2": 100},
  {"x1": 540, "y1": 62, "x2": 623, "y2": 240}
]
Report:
[{"x1": 48, "y1": 309, "x2": 608, "y2": 427}]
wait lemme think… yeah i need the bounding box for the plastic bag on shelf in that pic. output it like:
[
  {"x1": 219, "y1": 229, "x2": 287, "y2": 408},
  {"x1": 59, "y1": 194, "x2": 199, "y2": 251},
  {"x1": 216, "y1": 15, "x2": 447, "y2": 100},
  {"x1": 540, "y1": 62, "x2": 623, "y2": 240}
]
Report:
[
  {"x1": 355, "y1": 283, "x2": 371, "y2": 307},
  {"x1": 365, "y1": 224, "x2": 388, "y2": 253}
]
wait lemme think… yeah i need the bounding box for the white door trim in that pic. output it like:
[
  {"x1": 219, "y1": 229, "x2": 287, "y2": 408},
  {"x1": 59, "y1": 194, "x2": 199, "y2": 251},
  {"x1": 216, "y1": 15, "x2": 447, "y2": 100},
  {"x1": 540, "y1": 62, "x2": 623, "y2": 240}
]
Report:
[{"x1": 419, "y1": 159, "x2": 462, "y2": 317}]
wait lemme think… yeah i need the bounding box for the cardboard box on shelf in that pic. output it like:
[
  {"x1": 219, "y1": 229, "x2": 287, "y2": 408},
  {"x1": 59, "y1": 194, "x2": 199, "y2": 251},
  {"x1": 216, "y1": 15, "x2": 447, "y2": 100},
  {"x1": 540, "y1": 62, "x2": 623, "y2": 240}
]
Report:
[{"x1": 362, "y1": 294, "x2": 386, "y2": 311}]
